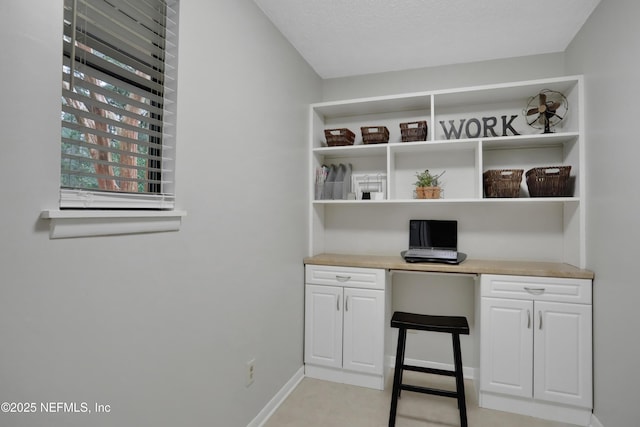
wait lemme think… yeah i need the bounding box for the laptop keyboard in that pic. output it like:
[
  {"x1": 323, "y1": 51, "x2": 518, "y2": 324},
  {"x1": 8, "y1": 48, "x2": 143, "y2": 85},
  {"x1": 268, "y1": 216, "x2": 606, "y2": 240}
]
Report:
[{"x1": 405, "y1": 248, "x2": 458, "y2": 260}]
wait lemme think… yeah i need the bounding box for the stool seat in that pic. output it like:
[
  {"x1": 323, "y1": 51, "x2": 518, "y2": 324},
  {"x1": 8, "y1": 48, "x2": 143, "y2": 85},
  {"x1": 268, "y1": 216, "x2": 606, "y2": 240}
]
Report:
[
  {"x1": 391, "y1": 312, "x2": 469, "y2": 335},
  {"x1": 389, "y1": 311, "x2": 469, "y2": 427}
]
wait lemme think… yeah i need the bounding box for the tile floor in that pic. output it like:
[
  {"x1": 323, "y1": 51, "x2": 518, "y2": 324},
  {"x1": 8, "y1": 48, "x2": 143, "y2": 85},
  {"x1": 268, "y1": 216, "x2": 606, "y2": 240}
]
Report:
[{"x1": 264, "y1": 372, "x2": 579, "y2": 427}]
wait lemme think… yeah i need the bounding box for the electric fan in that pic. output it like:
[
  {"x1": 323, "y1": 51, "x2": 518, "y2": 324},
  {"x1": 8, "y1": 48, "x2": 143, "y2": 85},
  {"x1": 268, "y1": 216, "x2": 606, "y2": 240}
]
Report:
[{"x1": 524, "y1": 89, "x2": 568, "y2": 133}]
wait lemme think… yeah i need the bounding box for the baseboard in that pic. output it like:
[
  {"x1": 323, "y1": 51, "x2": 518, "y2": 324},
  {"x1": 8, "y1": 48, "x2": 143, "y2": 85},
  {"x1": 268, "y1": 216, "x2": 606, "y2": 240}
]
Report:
[
  {"x1": 479, "y1": 391, "x2": 592, "y2": 426},
  {"x1": 304, "y1": 364, "x2": 386, "y2": 390},
  {"x1": 590, "y1": 414, "x2": 604, "y2": 427},
  {"x1": 247, "y1": 366, "x2": 304, "y2": 427}
]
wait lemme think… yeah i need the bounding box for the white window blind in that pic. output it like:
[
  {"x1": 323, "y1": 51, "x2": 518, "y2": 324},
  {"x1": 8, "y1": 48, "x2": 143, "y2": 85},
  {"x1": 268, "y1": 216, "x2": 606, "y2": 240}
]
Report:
[{"x1": 61, "y1": 0, "x2": 179, "y2": 209}]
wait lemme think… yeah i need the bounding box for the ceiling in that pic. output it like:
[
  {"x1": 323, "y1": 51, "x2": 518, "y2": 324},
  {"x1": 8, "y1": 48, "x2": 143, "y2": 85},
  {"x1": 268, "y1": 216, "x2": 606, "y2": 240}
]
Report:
[{"x1": 253, "y1": 0, "x2": 601, "y2": 79}]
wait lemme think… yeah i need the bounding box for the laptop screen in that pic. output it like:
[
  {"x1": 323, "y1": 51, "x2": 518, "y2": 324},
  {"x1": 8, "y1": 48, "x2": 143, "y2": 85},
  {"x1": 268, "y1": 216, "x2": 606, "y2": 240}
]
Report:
[{"x1": 409, "y1": 220, "x2": 457, "y2": 250}]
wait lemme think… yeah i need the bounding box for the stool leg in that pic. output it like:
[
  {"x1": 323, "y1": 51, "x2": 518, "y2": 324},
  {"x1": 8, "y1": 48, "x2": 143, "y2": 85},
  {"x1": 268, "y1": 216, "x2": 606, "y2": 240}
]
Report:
[
  {"x1": 452, "y1": 333, "x2": 468, "y2": 427},
  {"x1": 389, "y1": 327, "x2": 407, "y2": 427},
  {"x1": 397, "y1": 327, "x2": 407, "y2": 398}
]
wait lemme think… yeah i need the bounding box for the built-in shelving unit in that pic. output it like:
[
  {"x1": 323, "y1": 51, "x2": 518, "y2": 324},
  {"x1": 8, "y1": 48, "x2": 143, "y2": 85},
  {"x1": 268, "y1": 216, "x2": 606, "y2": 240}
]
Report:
[{"x1": 309, "y1": 76, "x2": 585, "y2": 267}]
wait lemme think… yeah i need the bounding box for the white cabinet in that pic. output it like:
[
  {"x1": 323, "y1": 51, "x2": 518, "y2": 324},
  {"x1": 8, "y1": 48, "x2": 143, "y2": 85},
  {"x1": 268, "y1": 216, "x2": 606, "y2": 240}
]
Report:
[
  {"x1": 304, "y1": 265, "x2": 389, "y2": 390},
  {"x1": 534, "y1": 300, "x2": 592, "y2": 407},
  {"x1": 309, "y1": 76, "x2": 586, "y2": 267},
  {"x1": 480, "y1": 297, "x2": 533, "y2": 398},
  {"x1": 479, "y1": 274, "x2": 592, "y2": 425},
  {"x1": 304, "y1": 284, "x2": 343, "y2": 369},
  {"x1": 342, "y1": 286, "x2": 385, "y2": 375}
]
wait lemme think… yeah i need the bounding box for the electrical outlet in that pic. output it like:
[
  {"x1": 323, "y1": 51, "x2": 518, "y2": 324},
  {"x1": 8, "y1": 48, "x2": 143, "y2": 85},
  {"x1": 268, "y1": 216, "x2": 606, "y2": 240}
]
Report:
[{"x1": 246, "y1": 359, "x2": 255, "y2": 387}]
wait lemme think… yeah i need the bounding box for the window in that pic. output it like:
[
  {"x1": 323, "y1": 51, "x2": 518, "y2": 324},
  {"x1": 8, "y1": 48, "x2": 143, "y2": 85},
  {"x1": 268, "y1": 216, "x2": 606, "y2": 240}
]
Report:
[{"x1": 60, "y1": 0, "x2": 178, "y2": 209}]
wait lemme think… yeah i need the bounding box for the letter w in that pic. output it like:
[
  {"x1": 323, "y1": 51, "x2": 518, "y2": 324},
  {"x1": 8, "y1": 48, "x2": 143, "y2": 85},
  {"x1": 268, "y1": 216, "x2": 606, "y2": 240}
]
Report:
[{"x1": 439, "y1": 119, "x2": 466, "y2": 139}]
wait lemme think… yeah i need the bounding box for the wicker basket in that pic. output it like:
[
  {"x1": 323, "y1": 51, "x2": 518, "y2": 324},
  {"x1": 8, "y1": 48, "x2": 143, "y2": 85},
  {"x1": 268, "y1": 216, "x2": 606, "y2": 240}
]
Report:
[
  {"x1": 324, "y1": 128, "x2": 355, "y2": 146},
  {"x1": 526, "y1": 166, "x2": 572, "y2": 197},
  {"x1": 361, "y1": 126, "x2": 389, "y2": 144},
  {"x1": 400, "y1": 121, "x2": 428, "y2": 142},
  {"x1": 483, "y1": 169, "x2": 523, "y2": 198}
]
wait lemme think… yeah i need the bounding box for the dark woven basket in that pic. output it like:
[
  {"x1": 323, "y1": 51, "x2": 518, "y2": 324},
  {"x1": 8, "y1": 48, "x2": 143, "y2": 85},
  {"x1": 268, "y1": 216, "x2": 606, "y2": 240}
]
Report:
[
  {"x1": 324, "y1": 128, "x2": 355, "y2": 146},
  {"x1": 361, "y1": 126, "x2": 389, "y2": 144},
  {"x1": 483, "y1": 169, "x2": 524, "y2": 198},
  {"x1": 526, "y1": 166, "x2": 572, "y2": 197},
  {"x1": 400, "y1": 121, "x2": 428, "y2": 142}
]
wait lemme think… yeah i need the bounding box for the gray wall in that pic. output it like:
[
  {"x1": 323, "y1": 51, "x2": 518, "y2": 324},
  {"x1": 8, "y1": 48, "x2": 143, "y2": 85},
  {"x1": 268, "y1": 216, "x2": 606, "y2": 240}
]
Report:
[
  {"x1": 322, "y1": 52, "x2": 566, "y2": 100},
  {"x1": 565, "y1": 1, "x2": 640, "y2": 426},
  {"x1": 0, "y1": 1, "x2": 320, "y2": 426}
]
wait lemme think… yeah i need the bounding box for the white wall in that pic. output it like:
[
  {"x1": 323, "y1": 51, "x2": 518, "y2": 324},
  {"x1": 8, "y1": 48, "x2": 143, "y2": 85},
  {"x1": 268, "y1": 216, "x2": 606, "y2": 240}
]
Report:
[
  {"x1": 0, "y1": 1, "x2": 320, "y2": 426},
  {"x1": 565, "y1": 1, "x2": 640, "y2": 426}
]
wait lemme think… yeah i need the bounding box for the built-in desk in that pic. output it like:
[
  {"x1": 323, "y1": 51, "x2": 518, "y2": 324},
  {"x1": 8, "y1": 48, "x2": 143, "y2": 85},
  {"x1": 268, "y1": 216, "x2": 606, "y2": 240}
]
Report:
[
  {"x1": 303, "y1": 253, "x2": 594, "y2": 426},
  {"x1": 304, "y1": 253, "x2": 594, "y2": 279}
]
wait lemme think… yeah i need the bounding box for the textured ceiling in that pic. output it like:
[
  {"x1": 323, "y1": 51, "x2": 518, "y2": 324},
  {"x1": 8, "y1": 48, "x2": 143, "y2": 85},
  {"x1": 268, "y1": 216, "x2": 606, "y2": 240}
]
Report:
[{"x1": 253, "y1": 0, "x2": 601, "y2": 79}]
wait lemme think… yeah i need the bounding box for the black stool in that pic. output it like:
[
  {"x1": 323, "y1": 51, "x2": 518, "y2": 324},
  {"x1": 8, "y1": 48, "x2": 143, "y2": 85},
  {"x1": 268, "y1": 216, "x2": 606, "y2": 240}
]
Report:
[{"x1": 388, "y1": 311, "x2": 469, "y2": 427}]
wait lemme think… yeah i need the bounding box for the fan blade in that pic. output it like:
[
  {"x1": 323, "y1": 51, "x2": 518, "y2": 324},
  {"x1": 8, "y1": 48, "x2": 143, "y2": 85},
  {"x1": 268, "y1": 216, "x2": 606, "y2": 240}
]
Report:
[
  {"x1": 539, "y1": 92, "x2": 547, "y2": 106},
  {"x1": 526, "y1": 107, "x2": 539, "y2": 115}
]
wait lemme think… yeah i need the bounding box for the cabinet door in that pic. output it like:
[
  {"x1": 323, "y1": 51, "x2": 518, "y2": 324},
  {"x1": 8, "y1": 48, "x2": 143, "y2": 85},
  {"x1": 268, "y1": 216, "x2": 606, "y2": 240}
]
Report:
[
  {"x1": 534, "y1": 301, "x2": 592, "y2": 408},
  {"x1": 304, "y1": 284, "x2": 343, "y2": 369},
  {"x1": 481, "y1": 297, "x2": 533, "y2": 398},
  {"x1": 342, "y1": 287, "x2": 385, "y2": 375}
]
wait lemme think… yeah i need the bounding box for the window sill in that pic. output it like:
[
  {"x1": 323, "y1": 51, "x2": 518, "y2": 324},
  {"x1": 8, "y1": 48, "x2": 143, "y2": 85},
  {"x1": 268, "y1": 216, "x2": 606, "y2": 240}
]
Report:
[{"x1": 40, "y1": 209, "x2": 187, "y2": 239}]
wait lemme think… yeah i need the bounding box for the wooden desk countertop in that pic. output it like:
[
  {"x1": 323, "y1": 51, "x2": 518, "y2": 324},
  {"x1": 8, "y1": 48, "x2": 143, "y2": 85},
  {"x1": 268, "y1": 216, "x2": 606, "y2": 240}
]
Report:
[{"x1": 304, "y1": 253, "x2": 594, "y2": 280}]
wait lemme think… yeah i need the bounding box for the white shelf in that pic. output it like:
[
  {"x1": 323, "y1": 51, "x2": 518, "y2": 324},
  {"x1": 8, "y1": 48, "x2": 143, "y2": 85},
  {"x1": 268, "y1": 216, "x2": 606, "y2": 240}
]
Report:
[
  {"x1": 40, "y1": 209, "x2": 187, "y2": 238},
  {"x1": 312, "y1": 197, "x2": 579, "y2": 205},
  {"x1": 309, "y1": 76, "x2": 585, "y2": 267},
  {"x1": 313, "y1": 132, "x2": 578, "y2": 155},
  {"x1": 481, "y1": 132, "x2": 579, "y2": 150},
  {"x1": 313, "y1": 143, "x2": 388, "y2": 157},
  {"x1": 313, "y1": 92, "x2": 431, "y2": 119}
]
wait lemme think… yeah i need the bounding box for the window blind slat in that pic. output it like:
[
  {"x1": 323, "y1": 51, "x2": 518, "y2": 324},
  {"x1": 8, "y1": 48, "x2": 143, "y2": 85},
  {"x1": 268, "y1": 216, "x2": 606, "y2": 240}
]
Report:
[
  {"x1": 61, "y1": 86, "x2": 164, "y2": 129},
  {"x1": 62, "y1": 169, "x2": 163, "y2": 186},
  {"x1": 61, "y1": 136, "x2": 168, "y2": 163},
  {"x1": 61, "y1": 120, "x2": 161, "y2": 151},
  {"x1": 79, "y1": 0, "x2": 167, "y2": 42},
  {"x1": 66, "y1": 46, "x2": 165, "y2": 93},
  {"x1": 62, "y1": 153, "x2": 164, "y2": 173},
  {"x1": 62, "y1": 55, "x2": 165, "y2": 106},
  {"x1": 62, "y1": 26, "x2": 165, "y2": 83},
  {"x1": 59, "y1": 188, "x2": 175, "y2": 210},
  {"x1": 66, "y1": 21, "x2": 165, "y2": 77},
  {"x1": 73, "y1": 0, "x2": 166, "y2": 62},
  {"x1": 108, "y1": 0, "x2": 168, "y2": 33},
  {"x1": 63, "y1": 20, "x2": 165, "y2": 81},
  {"x1": 61, "y1": 96, "x2": 164, "y2": 138}
]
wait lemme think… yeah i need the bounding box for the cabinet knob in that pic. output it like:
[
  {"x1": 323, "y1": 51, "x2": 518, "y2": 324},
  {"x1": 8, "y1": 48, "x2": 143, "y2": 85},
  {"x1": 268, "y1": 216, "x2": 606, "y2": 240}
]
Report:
[
  {"x1": 524, "y1": 287, "x2": 545, "y2": 295},
  {"x1": 336, "y1": 275, "x2": 351, "y2": 282}
]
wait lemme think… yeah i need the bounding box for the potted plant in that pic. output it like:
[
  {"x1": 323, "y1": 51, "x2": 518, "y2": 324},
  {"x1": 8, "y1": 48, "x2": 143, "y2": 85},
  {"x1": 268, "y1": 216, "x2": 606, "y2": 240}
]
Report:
[{"x1": 414, "y1": 169, "x2": 445, "y2": 199}]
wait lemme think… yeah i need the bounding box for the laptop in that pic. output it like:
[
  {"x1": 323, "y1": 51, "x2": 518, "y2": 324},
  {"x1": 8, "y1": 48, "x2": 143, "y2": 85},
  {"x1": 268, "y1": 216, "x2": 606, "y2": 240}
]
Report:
[{"x1": 402, "y1": 219, "x2": 467, "y2": 264}]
